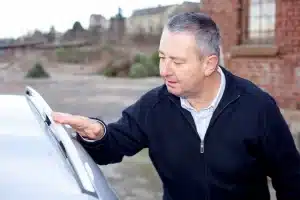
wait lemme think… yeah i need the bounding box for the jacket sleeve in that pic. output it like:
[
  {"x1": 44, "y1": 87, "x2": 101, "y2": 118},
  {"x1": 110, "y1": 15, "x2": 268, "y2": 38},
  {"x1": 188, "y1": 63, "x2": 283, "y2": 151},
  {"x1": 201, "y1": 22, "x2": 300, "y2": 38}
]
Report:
[
  {"x1": 76, "y1": 96, "x2": 151, "y2": 165},
  {"x1": 261, "y1": 97, "x2": 300, "y2": 200}
]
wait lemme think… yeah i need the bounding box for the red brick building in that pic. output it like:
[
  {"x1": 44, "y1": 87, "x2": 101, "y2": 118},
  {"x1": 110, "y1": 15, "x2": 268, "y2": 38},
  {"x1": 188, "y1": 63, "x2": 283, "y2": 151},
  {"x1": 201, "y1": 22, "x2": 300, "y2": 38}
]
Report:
[{"x1": 200, "y1": 0, "x2": 300, "y2": 111}]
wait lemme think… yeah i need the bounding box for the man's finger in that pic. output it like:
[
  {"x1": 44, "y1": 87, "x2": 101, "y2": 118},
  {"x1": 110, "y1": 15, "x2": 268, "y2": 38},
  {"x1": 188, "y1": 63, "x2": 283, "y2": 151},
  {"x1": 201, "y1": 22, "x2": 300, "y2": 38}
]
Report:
[
  {"x1": 52, "y1": 112, "x2": 69, "y2": 123},
  {"x1": 52, "y1": 112, "x2": 81, "y2": 126}
]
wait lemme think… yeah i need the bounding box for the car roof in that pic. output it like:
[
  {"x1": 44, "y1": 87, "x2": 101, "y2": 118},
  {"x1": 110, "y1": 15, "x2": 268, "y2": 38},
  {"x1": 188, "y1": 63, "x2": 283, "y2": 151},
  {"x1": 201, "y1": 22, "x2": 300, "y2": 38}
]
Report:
[{"x1": 0, "y1": 93, "x2": 117, "y2": 200}]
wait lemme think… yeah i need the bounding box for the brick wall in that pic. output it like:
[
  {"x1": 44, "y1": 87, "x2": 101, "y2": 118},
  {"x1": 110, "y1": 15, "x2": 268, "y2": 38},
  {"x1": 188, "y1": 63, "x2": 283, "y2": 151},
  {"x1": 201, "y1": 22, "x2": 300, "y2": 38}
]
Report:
[{"x1": 200, "y1": 0, "x2": 300, "y2": 110}]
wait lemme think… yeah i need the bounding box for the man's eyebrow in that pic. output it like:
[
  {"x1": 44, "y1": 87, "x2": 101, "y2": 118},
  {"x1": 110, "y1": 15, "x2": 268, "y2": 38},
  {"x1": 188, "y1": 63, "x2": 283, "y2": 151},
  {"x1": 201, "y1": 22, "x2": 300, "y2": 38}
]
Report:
[{"x1": 158, "y1": 50, "x2": 185, "y2": 61}]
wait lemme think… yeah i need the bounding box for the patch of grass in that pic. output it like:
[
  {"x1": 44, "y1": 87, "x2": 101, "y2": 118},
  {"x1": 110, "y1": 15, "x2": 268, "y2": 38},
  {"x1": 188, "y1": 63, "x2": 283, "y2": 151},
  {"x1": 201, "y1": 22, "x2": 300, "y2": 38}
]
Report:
[{"x1": 55, "y1": 48, "x2": 89, "y2": 64}]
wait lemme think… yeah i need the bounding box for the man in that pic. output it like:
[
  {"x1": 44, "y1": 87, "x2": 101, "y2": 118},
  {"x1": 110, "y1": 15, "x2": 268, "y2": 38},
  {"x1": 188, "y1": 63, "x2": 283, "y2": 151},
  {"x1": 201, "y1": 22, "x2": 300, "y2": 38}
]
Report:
[{"x1": 52, "y1": 12, "x2": 300, "y2": 200}]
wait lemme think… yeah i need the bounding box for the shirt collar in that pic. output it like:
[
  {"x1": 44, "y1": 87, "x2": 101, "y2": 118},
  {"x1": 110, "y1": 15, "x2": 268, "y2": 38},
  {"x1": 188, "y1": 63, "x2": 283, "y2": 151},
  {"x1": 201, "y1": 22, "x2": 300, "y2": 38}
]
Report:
[{"x1": 180, "y1": 66, "x2": 226, "y2": 112}]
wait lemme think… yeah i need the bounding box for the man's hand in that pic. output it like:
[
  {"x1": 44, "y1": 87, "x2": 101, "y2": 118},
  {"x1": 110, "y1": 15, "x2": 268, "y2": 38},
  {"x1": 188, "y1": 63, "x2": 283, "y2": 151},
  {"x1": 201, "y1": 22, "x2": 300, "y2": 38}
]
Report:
[{"x1": 51, "y1": 111, "x2": 105, "y2": 140}]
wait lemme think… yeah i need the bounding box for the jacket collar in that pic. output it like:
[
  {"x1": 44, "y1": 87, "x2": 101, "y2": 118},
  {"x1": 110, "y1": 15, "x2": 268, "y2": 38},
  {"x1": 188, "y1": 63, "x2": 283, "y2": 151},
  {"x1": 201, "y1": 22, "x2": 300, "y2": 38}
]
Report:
[
  {"x1": 180, "y1": 66, "x2": 226, "y2": 113},
  {"x1": 164, "y1": 66, "x2": 241, "y2": 114}
]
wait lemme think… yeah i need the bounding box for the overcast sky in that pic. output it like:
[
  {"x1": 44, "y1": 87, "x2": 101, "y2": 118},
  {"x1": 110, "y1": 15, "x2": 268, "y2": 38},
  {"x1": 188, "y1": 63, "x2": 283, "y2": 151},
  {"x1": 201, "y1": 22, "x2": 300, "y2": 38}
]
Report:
[{"x1": 0, "y1": 0, "x2": 199, "y2": 39}]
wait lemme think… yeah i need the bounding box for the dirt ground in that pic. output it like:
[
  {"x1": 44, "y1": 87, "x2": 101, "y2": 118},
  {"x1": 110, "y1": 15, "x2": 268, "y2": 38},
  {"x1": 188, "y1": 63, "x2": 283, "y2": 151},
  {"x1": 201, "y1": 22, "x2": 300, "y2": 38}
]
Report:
[{"x1": 0, "y1": 64, "x2": 286, "y2": 199}]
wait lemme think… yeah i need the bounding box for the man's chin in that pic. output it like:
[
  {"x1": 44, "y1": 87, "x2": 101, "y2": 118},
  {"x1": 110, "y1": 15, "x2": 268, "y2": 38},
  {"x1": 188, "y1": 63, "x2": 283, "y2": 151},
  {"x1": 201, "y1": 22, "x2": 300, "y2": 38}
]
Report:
[{"x1": 166, "y1": 86, "x2": 181, "y2": 96}]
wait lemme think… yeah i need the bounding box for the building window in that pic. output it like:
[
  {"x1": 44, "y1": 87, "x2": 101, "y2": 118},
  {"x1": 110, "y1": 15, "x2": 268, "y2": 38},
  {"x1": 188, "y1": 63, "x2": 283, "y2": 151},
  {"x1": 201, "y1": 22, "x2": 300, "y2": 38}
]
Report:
[{"x1": 241, "y1": 0, "x2": 276, "y2": 44}]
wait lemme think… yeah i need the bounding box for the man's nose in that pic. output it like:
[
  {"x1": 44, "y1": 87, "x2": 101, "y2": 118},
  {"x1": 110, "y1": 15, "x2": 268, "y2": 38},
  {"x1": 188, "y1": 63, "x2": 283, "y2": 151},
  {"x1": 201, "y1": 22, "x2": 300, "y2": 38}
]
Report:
[{"x1": 159, "y1": 59, "x2": 172, "y2": 77}]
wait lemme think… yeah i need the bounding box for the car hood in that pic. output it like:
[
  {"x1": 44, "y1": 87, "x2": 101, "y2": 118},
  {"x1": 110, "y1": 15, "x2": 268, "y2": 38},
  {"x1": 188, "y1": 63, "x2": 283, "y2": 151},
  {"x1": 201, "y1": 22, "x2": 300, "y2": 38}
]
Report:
[{"x1": 0, "y1": 95, "x2": 98, "y2": 200}]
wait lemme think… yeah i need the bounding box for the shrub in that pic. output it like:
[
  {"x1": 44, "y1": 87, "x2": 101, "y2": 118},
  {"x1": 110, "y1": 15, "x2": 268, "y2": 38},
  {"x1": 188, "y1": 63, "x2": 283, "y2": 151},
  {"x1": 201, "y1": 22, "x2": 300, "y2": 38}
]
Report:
[
  {"x1": 133, "y1": 53, "x2": 148, "y2": 63},
  {"x1": 148, "y1": 53, "x2": 160, "y2": 77},
  {"x1": 101, "y1": 51, "x2": 160, "y2": 78},
  {"x1": 128, "y1": 63, "x2": 150, "y2": 78},
  {"x1": 101, "y1": 58, "x2": 132, "y2": 77},
  {"x1": 102, "y1": 67, "x2": 117, "y2": 77},
  {"x1": 25, "y1": 62, "x2": 50, "y2": 78},
  {"x1": 128, "y1": 52, "x2": 160, "y2": 78},
  {"x1": 150, "y1": 51, "x2": 160, "y2": 67}
]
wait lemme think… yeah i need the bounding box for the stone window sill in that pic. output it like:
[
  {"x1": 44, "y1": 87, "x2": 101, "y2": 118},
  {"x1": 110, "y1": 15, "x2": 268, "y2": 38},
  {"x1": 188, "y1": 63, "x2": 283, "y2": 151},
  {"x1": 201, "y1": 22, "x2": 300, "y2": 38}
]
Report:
[{"x1": 229, "y1": 45, "x2": 279, "y2": 58}]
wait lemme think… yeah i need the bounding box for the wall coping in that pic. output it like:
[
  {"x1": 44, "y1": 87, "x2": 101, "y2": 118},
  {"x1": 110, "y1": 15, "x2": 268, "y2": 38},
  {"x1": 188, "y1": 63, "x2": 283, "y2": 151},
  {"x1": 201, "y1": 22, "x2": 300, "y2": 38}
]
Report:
[{"x1": 229, "y1": 45, "x2": 279, "y2": 58}]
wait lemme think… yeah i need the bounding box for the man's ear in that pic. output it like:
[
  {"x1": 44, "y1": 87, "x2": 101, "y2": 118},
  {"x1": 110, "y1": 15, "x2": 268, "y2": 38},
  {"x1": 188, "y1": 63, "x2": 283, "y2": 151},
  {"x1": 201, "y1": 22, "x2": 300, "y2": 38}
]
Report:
[{"x1": 203, "y1": 55, "x2": 219, "y2": 77}]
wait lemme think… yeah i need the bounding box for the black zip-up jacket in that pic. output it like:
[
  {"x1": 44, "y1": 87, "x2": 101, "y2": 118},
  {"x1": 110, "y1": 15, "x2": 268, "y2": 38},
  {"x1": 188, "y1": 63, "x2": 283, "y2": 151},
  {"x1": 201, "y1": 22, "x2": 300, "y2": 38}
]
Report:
[{"x1": 77, "y1": 67, "x2": 300, "y2": 200}]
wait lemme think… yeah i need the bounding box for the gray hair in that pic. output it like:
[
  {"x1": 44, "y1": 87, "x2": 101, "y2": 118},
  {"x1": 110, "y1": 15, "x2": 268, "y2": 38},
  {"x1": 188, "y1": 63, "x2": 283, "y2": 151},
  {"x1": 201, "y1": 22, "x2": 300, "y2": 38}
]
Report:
[{"x1": 166, "y1": 12, "x2": 221, "y2": 60}]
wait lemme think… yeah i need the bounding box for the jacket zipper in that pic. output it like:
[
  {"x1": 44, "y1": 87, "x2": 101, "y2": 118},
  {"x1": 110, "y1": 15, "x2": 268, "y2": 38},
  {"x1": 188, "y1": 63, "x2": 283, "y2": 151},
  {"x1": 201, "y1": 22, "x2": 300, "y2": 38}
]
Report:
[
  {"x1": 200, "y1": 94, "x2": 241, "y2": 154},
  {"x1": 200, "y1": 140, "x2": 205, "y2": 153}
]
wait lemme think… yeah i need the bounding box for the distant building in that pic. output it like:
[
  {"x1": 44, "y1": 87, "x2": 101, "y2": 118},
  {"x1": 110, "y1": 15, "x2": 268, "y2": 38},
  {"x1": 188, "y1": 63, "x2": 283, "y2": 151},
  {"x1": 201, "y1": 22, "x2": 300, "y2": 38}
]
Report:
[
  {"x1": 170, "y1": 1, "x2": 201, "y2": 16},
  {"x1": 89, "y1": 14, "x2": 109, "y2": 30},
  {"x1": 126, "y1": 2, "x2": 201, "y2": 35},
  {"x1": 126, "y1": 5, "x2": 177, "y2": 35},
  {"x1": 0, "y1": 39, "x2": 13, "y2": 56}
]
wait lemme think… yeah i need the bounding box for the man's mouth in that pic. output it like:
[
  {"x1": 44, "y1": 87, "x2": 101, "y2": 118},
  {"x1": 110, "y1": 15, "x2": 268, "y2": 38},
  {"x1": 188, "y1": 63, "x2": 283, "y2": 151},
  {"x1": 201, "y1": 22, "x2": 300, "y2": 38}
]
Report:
[{"x1": 166, "y1": 80, "x2": 177, "y2": 86}]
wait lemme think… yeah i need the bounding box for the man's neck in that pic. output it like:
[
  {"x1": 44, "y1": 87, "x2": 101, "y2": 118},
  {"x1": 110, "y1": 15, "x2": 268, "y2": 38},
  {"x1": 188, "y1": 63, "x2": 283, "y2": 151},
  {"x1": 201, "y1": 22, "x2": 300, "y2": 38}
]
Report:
[{"x1": 186, "y1": 70, "x2": 221, "y2": 111}]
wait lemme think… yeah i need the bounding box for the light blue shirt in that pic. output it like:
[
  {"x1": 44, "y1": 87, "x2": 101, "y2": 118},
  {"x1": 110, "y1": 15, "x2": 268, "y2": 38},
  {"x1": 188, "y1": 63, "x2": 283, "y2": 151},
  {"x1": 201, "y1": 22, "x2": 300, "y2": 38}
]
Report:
[{"x1": 180, "y1": 67, "x2": 226, "y2": 141}]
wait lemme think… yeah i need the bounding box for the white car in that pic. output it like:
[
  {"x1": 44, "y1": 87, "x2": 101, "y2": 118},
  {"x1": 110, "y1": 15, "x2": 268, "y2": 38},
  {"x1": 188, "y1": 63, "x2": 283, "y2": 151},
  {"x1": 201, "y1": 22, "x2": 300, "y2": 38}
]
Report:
[{"x1": 0, "y1": 86, "x2": 119, "y2": 200}]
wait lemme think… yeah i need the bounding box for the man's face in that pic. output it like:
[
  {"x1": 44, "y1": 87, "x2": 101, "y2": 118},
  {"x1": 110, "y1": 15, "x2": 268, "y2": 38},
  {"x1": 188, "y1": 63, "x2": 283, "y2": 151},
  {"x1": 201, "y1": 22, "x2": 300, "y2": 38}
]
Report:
[{"x1": 158, "y1": 29, "x2": 210, "y2": 97}]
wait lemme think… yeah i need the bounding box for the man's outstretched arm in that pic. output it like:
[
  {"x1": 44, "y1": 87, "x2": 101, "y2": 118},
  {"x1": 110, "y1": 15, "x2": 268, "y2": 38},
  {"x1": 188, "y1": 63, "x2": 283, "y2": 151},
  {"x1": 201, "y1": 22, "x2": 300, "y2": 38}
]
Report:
[{"x1": 76, "y1": 97, "x2": 151, "y2": 165}]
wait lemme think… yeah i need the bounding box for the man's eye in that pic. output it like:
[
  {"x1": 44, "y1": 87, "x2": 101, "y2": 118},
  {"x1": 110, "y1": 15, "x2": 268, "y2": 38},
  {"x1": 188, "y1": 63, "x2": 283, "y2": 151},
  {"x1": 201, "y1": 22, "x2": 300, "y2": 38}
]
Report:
[{"x1": 174, "y1": 61, "x2": 183, "y2": 65}]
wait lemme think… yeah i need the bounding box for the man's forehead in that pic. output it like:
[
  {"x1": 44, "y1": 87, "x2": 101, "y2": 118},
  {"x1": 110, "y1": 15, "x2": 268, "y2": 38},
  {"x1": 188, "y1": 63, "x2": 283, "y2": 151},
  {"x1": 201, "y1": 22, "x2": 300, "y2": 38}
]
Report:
[
  {"x1": 160, "y1": 30, "x2": 197, "y2": 46},
  {"x1": 159, "y1": 30, "x2": 198, "y2": 57},
  {"x1": 162, "y1": 29, "x2": 196, "y2": 38}
]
